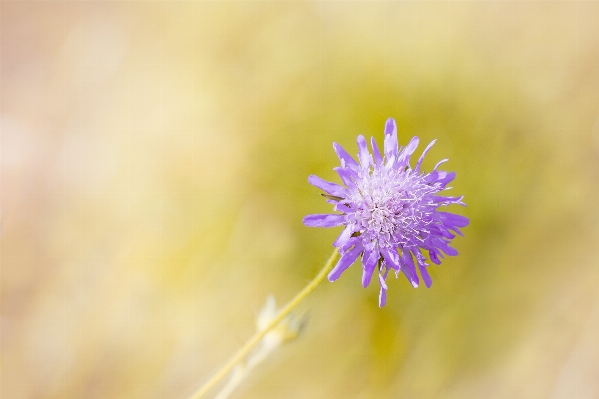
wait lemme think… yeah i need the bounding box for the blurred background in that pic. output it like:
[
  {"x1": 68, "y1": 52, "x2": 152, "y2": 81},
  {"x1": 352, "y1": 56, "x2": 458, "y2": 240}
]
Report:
[{"x1": 2, "y1": 2, "x2": 599, "y2": 399}]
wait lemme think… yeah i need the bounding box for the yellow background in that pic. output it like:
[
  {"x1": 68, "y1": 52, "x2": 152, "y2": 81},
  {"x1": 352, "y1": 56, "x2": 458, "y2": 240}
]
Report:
[{"x1": 2, "y1": 2, "x2": 599, "y2": 398}]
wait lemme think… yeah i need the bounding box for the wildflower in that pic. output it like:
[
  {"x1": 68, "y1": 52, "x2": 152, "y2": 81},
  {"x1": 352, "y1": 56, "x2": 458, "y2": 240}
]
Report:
[{"x1": 303, "y1": 118, "x2": 468, "y2": 306}]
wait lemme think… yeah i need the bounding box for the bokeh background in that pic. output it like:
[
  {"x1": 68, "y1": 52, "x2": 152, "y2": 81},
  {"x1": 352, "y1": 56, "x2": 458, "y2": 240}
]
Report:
[{"x1": 2, "y1": 2, "x2": 599, "y2": 399}]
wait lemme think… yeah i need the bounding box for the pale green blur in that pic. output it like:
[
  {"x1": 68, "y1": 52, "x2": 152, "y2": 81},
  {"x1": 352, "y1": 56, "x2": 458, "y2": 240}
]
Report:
[{"x1": 2, "y1": 3, "x2": 599, "y2": 399}]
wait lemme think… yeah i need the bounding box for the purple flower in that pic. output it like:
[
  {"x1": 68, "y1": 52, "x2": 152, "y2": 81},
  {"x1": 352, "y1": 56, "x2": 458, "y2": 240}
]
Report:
[{"x1": 304, "y1": 118, "x2": 468, "y2": 307}]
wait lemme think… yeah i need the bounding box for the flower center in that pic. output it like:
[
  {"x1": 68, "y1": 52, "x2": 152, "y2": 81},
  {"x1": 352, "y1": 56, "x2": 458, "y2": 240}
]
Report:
[
  {"x1": 367, "y1": 204, "x2": 395, "y2": 235},
  {"x1": 347, "y1": 168, "x2": 435, "y2": 250}
]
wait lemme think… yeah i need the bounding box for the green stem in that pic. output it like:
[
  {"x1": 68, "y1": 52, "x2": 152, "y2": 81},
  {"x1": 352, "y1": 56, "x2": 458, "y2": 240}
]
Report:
[{"x1": 188, "y1": 248, "x2": 340, "y2": 399}]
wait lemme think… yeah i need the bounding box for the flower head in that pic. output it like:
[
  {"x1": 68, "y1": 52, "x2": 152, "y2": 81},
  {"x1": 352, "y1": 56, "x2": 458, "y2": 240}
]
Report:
[{"x1": 303, "y1": 118, "x2": 468, "y2": 307}]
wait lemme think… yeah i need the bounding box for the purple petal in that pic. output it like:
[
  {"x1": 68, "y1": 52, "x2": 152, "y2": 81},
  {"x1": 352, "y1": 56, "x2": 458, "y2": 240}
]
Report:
[
  {"x1": 361, "y1": 250, "x2": 379, "y2": 288},
  {"x1": 429, "y1": 250, "x2": 441, "y2": 265},
  {"x1": 335, "y1": 236, "x2": 359, "y2": 252},
  {"x1": 418, "y1": 264, "x2": 432, "y2": 288},
  {"x1": 308, "y1": 175, "x2": 346, "y2": 198},
  {"x1": 371, "y1": 137, "x2": 383, "y2": 165},
  {"x1": 378, "y1": 286, "x2": 387, "y2": 307},
  {"x1": 383, "y1": 118, "x2": 398, "y2": 160},
  {"x1": 434, "y1": 159, "x2": 448, "y2": 170},
  {"x1": 378, "y1": 271, "x2": 388, "y2": 290},
  {"x1": 431, "y1": 195, "x2": 465, "y2": 205},
  {"x1": 449, "y1": 227, "x2": 464, "y2": 237},
  {"x1": 439, "y1": 228, "x2": 456, "y2": 239},
  {"x1": 401, "y1": 249, "x2": 420, "y2": 288},
  {"x1": 333, "y1": 142, "x2": 359, "y2": 170},
  {"x1": 380, "y1": 247, "x2": 400, "y2": 271},
  {"x1": 438, "y1": 171, "x2": 456, "y2": 188},
  {"x1": 415, "y1": 139, "x2": 436, "y2": 172},
  {"x1": 436, "y1": 212, "x2": 469, "y2": 228},
  {"x1": 303, "y1": 214, "x2": 346, "y2": 228},
  {"x1": 424, "y1": 170, "x2": 444, "y2": 184},
  {"x1": 377, "y1": 267, "x2": 390, "y2": 307},
  {"x1": 397, "y1": 136, "x2": 419, "y2": 167},
  {"x1": 328, "y1": 243, "x2": 363, "y2": 281},
  {"x1": 356, "y1": 135, "x2": 371, "y2": 168},
  {"x1": 433, "y1": 238, "x2": 459, "y2": 256},
  {"x1": 333, "y1": 225, "x2": 354, "y2": 248},
  {"x1": 334, "y1": 166, "x2": 357, "y2": 187},
  {"x1": 415, "y1": 251, "x2": 432, "y2": 288}
]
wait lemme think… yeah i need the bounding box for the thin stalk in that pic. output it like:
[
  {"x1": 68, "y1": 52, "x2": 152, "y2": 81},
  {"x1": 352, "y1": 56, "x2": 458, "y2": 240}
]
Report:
[{"x1": 188, "y1": 248, "x2": 340, "y2": 399}]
